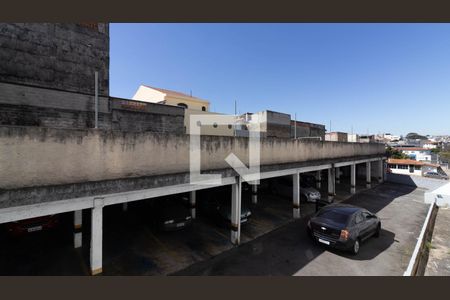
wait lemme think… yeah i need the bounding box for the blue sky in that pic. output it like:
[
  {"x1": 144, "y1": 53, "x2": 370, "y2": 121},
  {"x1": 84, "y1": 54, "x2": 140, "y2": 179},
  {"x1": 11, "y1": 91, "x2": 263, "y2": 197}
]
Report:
[{"x1": 110, "y1": 24, "x2": 450, "y2": 136}]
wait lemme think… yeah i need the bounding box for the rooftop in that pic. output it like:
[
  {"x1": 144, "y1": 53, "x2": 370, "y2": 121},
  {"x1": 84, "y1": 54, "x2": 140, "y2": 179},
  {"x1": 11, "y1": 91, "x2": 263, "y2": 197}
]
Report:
[
  {"x1": 142, "y1": 85, "x2": 209, "y2": 103},
  {"x1": 388, "y1": 158, "x2": 438, "y2": 167}
]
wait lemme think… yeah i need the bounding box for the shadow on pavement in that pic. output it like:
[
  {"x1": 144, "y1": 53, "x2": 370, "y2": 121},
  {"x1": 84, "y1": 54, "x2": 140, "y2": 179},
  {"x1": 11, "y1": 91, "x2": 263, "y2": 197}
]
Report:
[{"x1": 173, "y1": 182, "x2": 416, "y2": 275}]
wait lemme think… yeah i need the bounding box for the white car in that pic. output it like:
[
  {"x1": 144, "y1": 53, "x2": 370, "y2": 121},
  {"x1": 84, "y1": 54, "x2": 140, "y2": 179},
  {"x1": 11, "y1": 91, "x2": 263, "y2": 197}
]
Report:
[{"x1": 270, "y1": 176, "x2": 322, "y2": 202}]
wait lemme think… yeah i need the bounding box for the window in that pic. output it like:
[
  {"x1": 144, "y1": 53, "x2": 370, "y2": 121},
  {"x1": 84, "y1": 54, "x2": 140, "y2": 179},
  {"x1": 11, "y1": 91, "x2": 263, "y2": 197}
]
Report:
[
  {"x1": 213, "y1": 122, "x2": 218, "y2": 128},
  {"x1": 355, "y1": 212, "x2": 364, "y2": 224},
  {"x1": 177, "y1": 103, "x2": 188, "y2": 109},
  {"x1": 388, "y1": 164, "x2": 397, "y2": 169},
  {"x1": 201, "y1": 106, "x2": 206, "y2": 111},
  {"x1": 398, "y1": 165, "x2": 408, "y2": 169},
  {"x1": 362, "y1": 211, "x2": 371, "y2": 219},
  {"x1": 414, "y1": 166, "x2": 421, "y2": 170}
]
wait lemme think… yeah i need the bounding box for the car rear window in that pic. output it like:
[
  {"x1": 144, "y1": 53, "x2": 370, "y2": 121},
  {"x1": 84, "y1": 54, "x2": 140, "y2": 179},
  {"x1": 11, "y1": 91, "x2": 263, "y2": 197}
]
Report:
[{"x1": 317, "y1": 209, "x2": 352, "y2": 225}]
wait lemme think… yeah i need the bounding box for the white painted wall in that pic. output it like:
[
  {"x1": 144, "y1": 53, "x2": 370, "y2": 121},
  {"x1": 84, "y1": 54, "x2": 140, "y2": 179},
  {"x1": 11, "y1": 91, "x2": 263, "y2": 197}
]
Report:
[
  {"x1": 425, "y1": 182, "x2": 450, "y2": 207},
  {"x1": 132, "y1": 86, "x2": 165, "y2": 103}
]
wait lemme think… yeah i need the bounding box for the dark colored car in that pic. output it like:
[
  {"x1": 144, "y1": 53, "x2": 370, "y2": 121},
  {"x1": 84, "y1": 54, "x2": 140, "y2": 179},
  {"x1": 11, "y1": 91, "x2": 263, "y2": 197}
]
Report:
[
  {"x1": 152, "y1": 195, "x2": 193, "y2": 231},
  {"x1": 307, "y1": 204, "x2": 381, "y2": 254},
  {"x1": 5, "y1": 215, "x2": 59, "y2": 236},
  {"x1": 198, "y1": 186, "x2": 252, "y2": 227}
]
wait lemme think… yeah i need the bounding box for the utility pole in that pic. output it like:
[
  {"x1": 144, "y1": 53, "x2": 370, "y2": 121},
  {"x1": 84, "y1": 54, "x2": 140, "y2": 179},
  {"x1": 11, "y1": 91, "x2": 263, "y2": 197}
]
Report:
[{"x1": 94, "y1": 71, "x2": 99, "y2": 129}]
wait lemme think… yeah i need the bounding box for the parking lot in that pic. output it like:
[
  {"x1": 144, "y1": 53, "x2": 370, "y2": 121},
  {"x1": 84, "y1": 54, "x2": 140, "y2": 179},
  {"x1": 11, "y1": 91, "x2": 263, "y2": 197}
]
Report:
[
  {"x1": 175, "y1": 182, "x2": 429, "y2": 275},
  {"x1": 0, "y1": 177, "x2": 428, "y2": 276}
]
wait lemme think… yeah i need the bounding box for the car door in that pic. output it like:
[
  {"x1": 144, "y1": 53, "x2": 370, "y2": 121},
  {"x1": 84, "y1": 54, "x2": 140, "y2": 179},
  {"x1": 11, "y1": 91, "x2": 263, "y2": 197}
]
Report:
[
  {"x1": 354, "y1": 211, "x2": 367, "y2": 239},
  {"x1": 361, "y1": 211, "x2": 377, "y2": 238}
]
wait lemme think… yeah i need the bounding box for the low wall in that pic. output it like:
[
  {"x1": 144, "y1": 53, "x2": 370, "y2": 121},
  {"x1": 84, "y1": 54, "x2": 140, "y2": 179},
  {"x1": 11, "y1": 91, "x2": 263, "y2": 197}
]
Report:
[{"x1": 0, "y1": 126, "x2": 385, "y2": 190}]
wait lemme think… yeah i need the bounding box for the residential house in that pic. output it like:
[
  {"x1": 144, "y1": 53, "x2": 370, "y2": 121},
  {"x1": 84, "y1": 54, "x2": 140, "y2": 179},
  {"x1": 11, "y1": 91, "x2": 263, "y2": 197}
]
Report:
[
  {"x1": 387, "y1": 158, "x2": 443, "y2": 177},
  {"x1": 394, "y1": 147, "x2": 432, "y2": 162}
]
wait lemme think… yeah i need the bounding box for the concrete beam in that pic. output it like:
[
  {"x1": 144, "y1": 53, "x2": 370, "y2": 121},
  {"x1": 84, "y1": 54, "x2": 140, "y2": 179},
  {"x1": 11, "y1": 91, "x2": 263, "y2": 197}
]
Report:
[
  {"x1": 351, "y1": 164, "x2": 356, "y2": 194},
  {"x1": 366, "y1": 161, "x2": 372, "y2": 188},
  {"x1": 378, "y1": 159, "x2": 384, "y2": 183},
  {"x1": 316, "y1": 170, "x2": 322, "y2": 189},
  {"x1": 334, "y1": 157, "x2": 381, "y2": 168},
  {"x1": 258, "y1": 164, "x2": 332, "y2": 180},
  {"x1": 231, "y1": 177, "x2": 242, "y2": 245},
  {"x1": 189, "y1": 191, "x2": 196, "y2": 219},
  {"x1": 328, "y1": 168, "x2": 335, "y2": 201},
  {"x1": 90, "y1": 198, "x2": 103, "y2": 276},
  {"x1": 0, "y1": 196, "x2": 93, "y2": 224},
  {"x1": 293, "y1": 173, "x2": 300, "y2": 219},
  {"x1": 74, "y1": 210, "x2": 82, "y2": 249},
  {"x1": 251, "y1": 184, "x2": 258, "y2": 204}
]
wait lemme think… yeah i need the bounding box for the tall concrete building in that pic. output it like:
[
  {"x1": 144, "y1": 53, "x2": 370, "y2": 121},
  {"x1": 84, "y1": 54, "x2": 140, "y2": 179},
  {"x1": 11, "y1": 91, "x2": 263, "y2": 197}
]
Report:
[{"x1": 0, "y1": 23, "x2": 109, "y2": 95}]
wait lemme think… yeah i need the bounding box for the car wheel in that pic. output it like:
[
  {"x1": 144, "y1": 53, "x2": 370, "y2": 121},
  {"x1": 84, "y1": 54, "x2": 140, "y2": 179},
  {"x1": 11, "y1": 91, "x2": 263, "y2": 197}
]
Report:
[
  {"x1": 374, "y1": 223, "x2": 381, "y2": 238},
  {"x1": 351, "y1": 239, "x2": 360, "y2": 255}
]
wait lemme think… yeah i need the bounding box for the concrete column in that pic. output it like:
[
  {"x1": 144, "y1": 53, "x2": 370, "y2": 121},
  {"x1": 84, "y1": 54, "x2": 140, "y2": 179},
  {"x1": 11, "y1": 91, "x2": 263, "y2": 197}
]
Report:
[
  {"x1": 74, "y1": 210, "x2": 82, "y2": 249},
  {"x1": 122, "y1": 203, "x2": 128, "y2": 212},
  {"x1": 351, "y1": 164, "x2": 356, "y2": 194},
  {"x1": 328, "y1": 168, "x2": 335, "y2": 201},
  {"x1": 383, "y1": 160, "x2": 388, "y2": 181},
  {"x1": 189, "y1": 190, "x2": 196, "y2": 219},
  {"x1": 251, "y1": 184, "x2": 258, "y2": 204},
  {"x1": 335, "y1": 167, "x2": 340, "y2": 184},
  {"x1": 231, "y1": 177, "x2": 242, "y2": 245},
  {"x1": 378, "y1": 159, "x2": 384, "y2": 183},
  {"x1": 90, "y1": 198, "x2": 104, "y2": 276},
  {"x1": 366, "y1": 161, "x2": 372, "y2": 188},
  {"x1": 293, "y1": 173, "x2": 300, "y2": 219},
  {"x1": 316, "y1": 170, "x2": 322, "y2": 189}
]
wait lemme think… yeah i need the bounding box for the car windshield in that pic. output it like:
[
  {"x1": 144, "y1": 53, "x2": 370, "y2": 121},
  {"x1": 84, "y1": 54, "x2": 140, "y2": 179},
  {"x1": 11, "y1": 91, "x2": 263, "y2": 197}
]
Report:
[{"x1": 316, "y1": 209, "x2": 352, "y2": 225}]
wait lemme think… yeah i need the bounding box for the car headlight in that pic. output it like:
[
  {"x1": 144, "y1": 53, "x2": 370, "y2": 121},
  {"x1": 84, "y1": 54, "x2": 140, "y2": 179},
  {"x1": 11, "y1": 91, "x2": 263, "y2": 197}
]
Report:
[
  {"x1": 164, "y1": 220, "x2": 174, "y2": 225},
  {"x1": 186, "y1": 216, "x2": 192, "y2": 220}
]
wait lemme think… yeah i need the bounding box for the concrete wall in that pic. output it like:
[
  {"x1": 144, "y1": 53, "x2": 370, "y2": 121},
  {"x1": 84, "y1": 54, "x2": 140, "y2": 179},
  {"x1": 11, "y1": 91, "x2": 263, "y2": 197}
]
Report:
[
  {"x1": 0, "y1": 23, "x2": 109, "y2": 95},
  {"x1": 291, "y1": 120, "x2": 326, "y2": 140},
  {"x1": 325, "y1": 132, "x2": 348, "y2": 142},
  {"x1": 0, "y1": 126, "x2": 386, "y2": 190},
  {"x1": 259, "y1": 110, "x2": 291, "y2": 138},
  {"x1": 0, "y1": 84, "x2": 185, "y2": 133},
  {"x1": 109, "y1": 98, "x2": 185, "y2": 134}
]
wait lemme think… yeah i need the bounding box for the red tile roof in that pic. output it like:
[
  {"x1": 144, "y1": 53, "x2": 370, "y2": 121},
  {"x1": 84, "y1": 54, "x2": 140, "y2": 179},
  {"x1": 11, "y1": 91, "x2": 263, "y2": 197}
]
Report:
[
  {"x1": 388, "y1": 158, "x2": 438, "y2": 167},
  {"x1": 393, "y1": 147, "x2": 428, "y2": 151}
]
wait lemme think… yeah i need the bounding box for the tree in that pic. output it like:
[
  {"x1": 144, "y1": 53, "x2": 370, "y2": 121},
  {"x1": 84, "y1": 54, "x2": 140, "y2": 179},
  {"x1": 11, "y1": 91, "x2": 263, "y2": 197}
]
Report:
[
  {"x1": 386, "y1": 146, "x2": 410, "y2": 159},
  {"x1": 406, "y1": 132, "x2": 427, "y2": 140}
]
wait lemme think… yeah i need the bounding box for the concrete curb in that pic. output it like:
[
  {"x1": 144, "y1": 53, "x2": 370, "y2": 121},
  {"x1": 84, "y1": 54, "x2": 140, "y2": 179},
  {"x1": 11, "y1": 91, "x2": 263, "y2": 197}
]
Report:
[{"x1": 403, "y1": 201, "x2": 438, "y2": 276}]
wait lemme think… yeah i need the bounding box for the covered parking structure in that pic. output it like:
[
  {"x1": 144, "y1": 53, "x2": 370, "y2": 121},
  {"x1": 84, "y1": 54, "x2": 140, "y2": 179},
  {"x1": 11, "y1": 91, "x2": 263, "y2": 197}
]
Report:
[{"x1": 0, "y1": 126, "x2": 386, "y2": 275}]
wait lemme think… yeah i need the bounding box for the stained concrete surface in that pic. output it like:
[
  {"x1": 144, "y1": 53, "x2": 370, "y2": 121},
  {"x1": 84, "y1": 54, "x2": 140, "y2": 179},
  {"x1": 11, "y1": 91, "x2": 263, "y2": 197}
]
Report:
[{"x1": 424, "y1": 208, "x2": 450, "y2": 276}]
